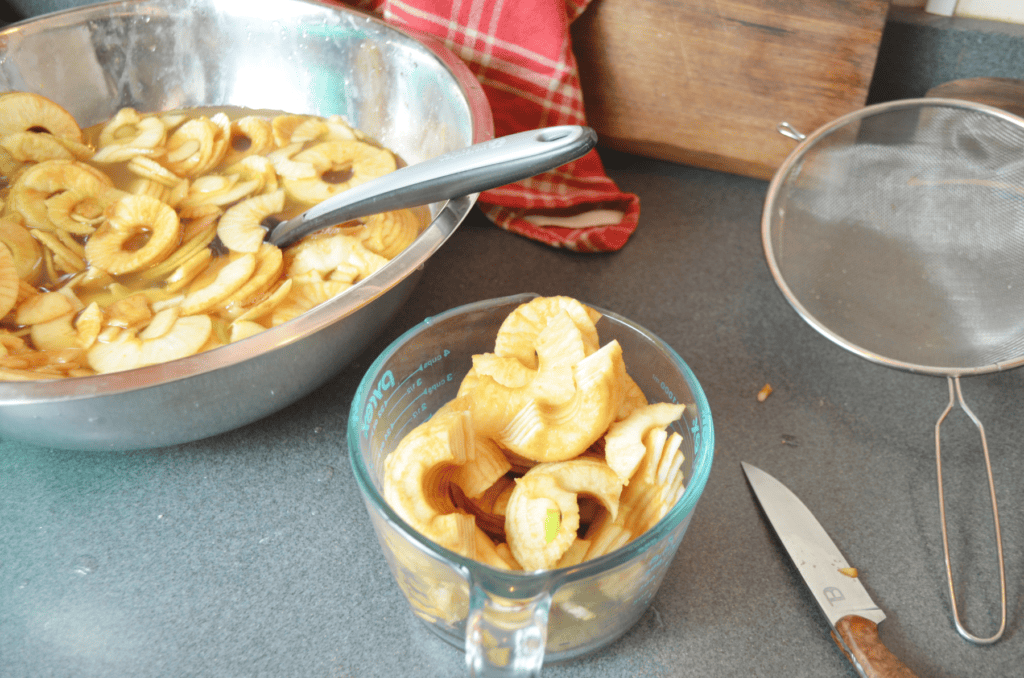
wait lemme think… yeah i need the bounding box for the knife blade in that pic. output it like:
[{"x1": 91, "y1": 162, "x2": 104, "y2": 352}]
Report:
[{"x1": 741, "y1": 462, "x2": 919, "y2": 678}]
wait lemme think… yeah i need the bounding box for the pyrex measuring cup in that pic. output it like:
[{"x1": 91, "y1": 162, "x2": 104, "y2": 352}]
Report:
[{"x1": 347, "y1": 293, "x2": 714, "y2": 676}]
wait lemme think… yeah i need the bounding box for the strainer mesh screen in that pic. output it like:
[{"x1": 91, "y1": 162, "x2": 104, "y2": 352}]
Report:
[{"x1": 767, "y1": 101, "x2": 1024, "y2": 374}]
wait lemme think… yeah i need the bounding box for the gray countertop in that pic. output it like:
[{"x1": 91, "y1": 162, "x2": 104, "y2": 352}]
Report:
[{"x1": 1, "y1": 149, "x2": 1021, "y2": 677}]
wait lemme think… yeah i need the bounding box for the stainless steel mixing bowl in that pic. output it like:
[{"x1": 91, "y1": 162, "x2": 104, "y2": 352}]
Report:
[{"x1": 0, "y1": 0, "x2": 493, "y2": 450}]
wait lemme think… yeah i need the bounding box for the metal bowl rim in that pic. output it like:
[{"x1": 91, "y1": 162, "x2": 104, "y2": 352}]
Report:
[{"x1": 0, "y1": 0, "x2": 495, "y2": 403}]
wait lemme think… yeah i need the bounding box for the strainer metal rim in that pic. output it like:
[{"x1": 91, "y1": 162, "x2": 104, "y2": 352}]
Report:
[{"x1": 761, "y1": 96, "x2": 1024, "y2": 378}]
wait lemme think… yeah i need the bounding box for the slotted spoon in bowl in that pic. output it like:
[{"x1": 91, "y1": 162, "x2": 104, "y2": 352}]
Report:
[{"x1": 259, "y1": 125, "x2": 596, "y2": 248}]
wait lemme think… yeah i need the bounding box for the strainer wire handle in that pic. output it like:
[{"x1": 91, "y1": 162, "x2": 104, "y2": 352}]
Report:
[{"x1": 934, "y1": 376, "x2": 1007, "y2": 645}]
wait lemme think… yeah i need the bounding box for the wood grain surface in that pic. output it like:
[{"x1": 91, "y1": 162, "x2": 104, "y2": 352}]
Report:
[
  {"x1": 832, "y1": 615, "x2": 920, "y2": 678},
  {"x1": 571, "y1": 0, "x2": 890, "y2": 180},
  {"x1": 925, "y1": 76, "x2": 1024, "y2": 117}
]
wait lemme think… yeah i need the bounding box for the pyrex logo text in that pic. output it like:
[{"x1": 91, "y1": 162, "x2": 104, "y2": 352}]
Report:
[{"x1": 362, "y1": 370, "x2": 395, "y2": 433}]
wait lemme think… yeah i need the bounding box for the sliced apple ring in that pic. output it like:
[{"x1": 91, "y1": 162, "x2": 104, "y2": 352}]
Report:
[
  {"x1": 382, "y1": 397, "x2": 479, "y2": 559},
  {"x1": 493, "y1": 295, "x2": 602, "y2": 369},
  {"x1": 603, "y1": 402, "x2": 685, "y2": 480},
  {"x1": 505, "y1": 458, "x2": 623, "y2": 570}
]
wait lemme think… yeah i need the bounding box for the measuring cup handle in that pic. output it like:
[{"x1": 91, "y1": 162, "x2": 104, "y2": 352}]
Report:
[{"x1": 465, "y1": 580, "x2": 550, "y2": 677}]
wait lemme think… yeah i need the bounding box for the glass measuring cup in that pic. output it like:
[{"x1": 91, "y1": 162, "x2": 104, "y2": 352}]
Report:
[{"x1": 347, "y1": 293, "x2": 714, "y2": 676}]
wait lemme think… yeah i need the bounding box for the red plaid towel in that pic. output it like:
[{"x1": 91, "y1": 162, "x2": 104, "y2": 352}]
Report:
[{"x1": 333, "y1": 0, "x2": 640, "y2": 252}]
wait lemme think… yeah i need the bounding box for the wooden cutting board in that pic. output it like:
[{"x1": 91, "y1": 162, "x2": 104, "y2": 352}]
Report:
[{"x1": 571, "y1": 0, "x2": 890, "y2": 180}]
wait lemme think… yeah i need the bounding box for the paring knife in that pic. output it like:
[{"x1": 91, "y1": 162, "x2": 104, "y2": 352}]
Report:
[{"x1": 741, "y1": 462, "x2": 919, "y2": 678}]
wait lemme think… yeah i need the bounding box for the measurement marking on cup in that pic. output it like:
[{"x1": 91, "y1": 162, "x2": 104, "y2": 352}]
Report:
[
  {"x1": 365, "y1": 351, "x2": 455, "y2": 442},
  {"x1": 390, "y1": 367, "x2": 423, "y2": 401},
  {"x1": 366, "y1": 367, "x2": 425, "y2": 438},
  {"x1": 655, "y1": 375, "x2": 679, "y2": 404},
  {"x1": 377, "y1": 403, "x2": 415, "y2": 444},
  {"x1": 419, "y1": 350, "x2": 449, "y2": 371},
  {"x1": 422, "y1": 374, "x2": 453, "y2": 399}
]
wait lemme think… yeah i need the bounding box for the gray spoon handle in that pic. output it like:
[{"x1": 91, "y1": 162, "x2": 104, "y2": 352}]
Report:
[{"x1": 267, "y1": 125, "x2": 597, "y2": 247}]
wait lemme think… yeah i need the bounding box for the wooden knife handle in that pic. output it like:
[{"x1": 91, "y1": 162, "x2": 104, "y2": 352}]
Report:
[{"x1": 831, "y1": 615, "x2": 919, "y2": 678}]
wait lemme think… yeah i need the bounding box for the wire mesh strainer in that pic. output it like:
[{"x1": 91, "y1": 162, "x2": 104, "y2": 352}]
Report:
[{"x1": 762, "y1": 98, "x2": 1020, "y2": 645}]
